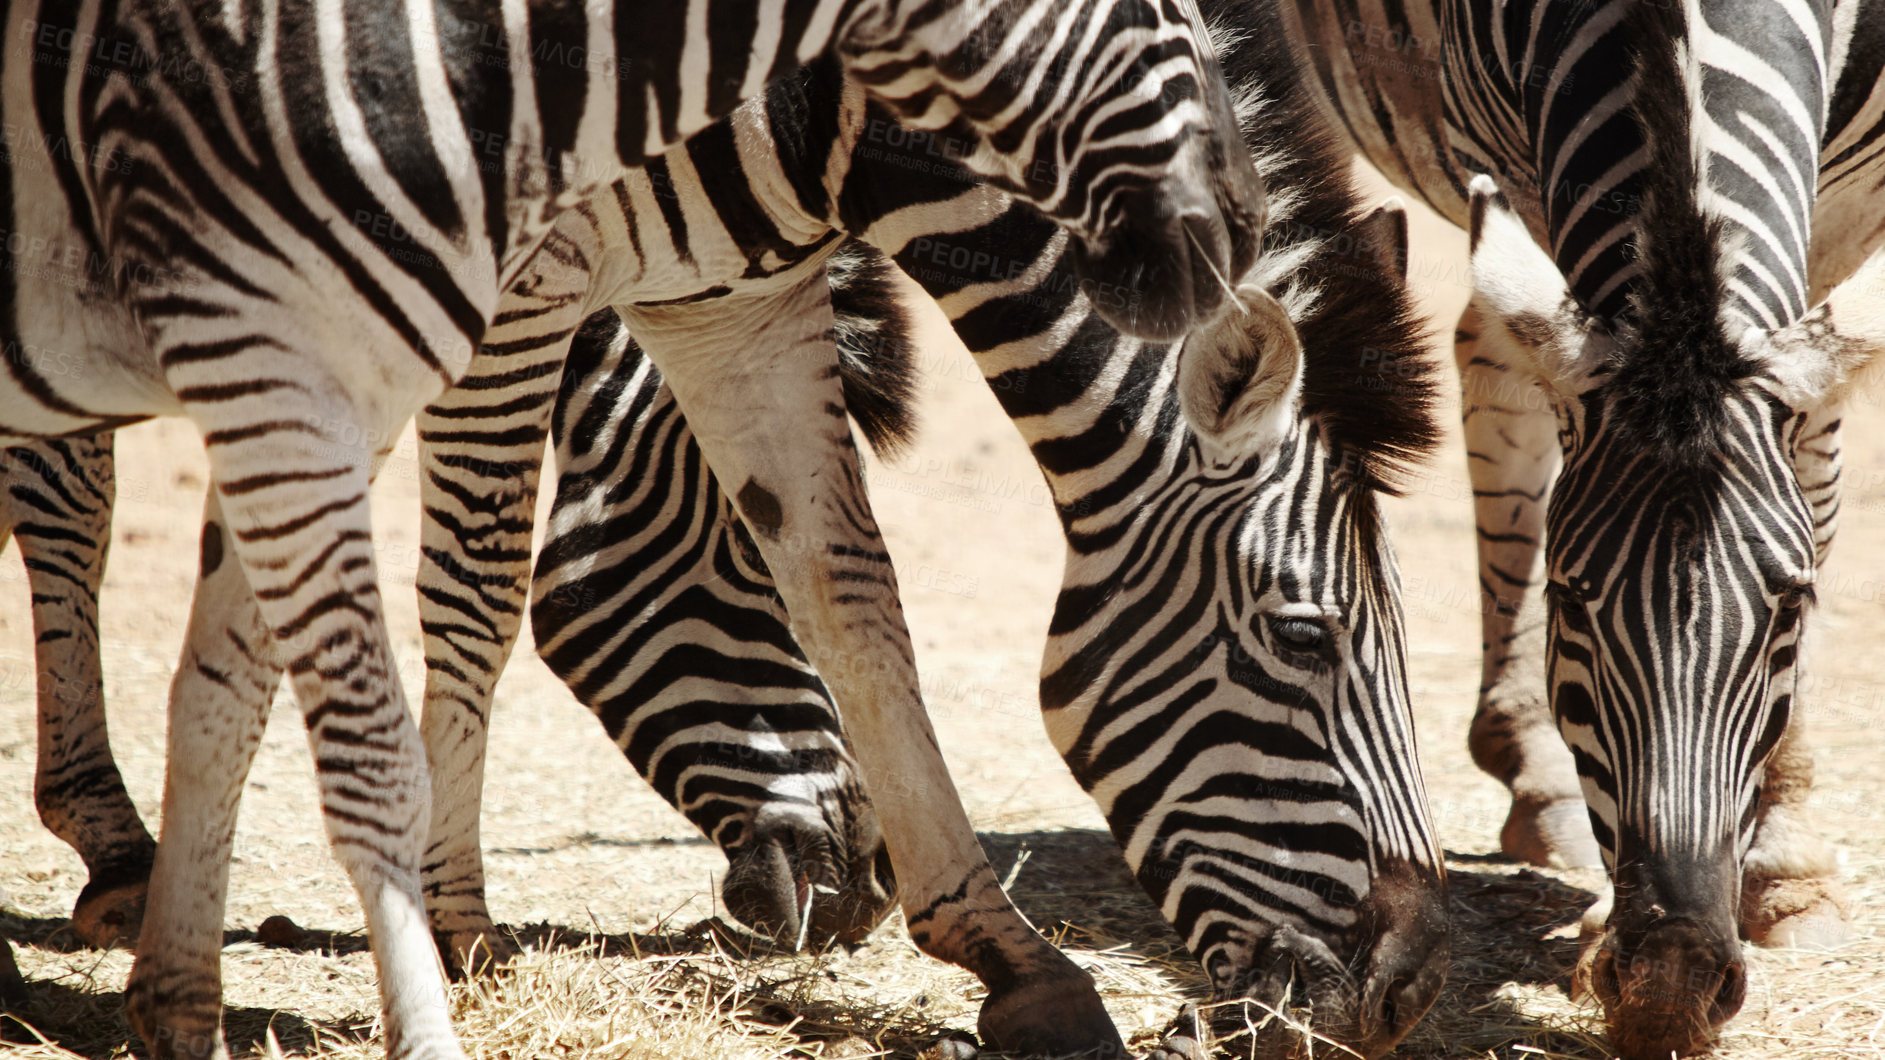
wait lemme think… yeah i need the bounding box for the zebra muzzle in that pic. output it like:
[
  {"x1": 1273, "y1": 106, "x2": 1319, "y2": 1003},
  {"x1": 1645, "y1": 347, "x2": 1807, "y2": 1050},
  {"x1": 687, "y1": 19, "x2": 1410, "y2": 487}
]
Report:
[{"x1": 1066, "y1": 129, "x2": 1266, "y2": 344}]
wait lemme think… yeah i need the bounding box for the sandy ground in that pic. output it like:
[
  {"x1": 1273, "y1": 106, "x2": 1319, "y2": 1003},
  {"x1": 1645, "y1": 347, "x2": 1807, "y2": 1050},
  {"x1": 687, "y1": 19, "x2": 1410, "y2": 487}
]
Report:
[{"x1": 1, "y1": 164, "x2": 1883, "y2": 1058}]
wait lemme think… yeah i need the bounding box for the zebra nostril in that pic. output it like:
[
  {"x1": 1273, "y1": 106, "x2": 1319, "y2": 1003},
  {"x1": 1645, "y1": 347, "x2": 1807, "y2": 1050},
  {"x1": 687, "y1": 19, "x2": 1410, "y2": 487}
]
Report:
[{"x1": 1714, "y1": 961, "x2": 1747, "y2": 1018}]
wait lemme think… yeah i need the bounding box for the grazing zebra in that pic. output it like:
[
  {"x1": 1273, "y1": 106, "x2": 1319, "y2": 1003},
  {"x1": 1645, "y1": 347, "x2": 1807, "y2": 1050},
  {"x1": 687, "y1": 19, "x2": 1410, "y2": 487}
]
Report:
[
  {"x1": 1282, "y1": 0, "x2": 1885, "y2": 1054},
  {"x1": 389, "y1": 18, "x2": 1454, "y2": 1056},
  {"x1": 0, "y1": 1, "x2": 1267, "y2": 1057},
  {"x1": 389, "y1": 31, "x2": 1451, "y2": 1053},
  {"x1": 5, "y1": 14, "x2": 1451, "y2": 1060}
]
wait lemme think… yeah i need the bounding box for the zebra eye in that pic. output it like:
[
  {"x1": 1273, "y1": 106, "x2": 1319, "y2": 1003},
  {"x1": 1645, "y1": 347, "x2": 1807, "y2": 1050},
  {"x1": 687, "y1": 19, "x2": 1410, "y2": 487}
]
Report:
[
  {"x1": 1545, "y1": 582, "x2": 1593, "y2": 633},
  {"x1": 1777, "y1": 584, "x2": 1815, "y2": 612},
  {"x1": 1265, "y1": 615, "x2": 1330, "y2": 656}
]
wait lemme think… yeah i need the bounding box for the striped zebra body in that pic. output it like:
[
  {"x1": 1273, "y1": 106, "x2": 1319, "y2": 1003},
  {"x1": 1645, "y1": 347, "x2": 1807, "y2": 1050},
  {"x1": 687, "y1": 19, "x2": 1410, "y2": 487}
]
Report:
[
  {"x1": 0, "y1": 2, "x2": 1267, "y2": 1057},
  {"x1": 4, "y1": 14, "x2": 1451, "y2": 1058},
  {"x1": 405, "y1": 41, "x2": 1452, "y2": 1054},
  {"x1": 1280, "y1": 0, "x2": 1885, "y2": 1054}
]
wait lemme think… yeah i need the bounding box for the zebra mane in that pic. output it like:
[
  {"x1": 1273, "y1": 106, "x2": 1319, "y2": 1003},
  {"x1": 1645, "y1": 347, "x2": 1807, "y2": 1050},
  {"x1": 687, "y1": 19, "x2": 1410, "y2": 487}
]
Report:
[
  {"x1": 1209, "y1": 1, "x2": 1440, "y2": 493},
  {"x1": 1609, "y1": 0, "x2": 1759, "y2": 466}
]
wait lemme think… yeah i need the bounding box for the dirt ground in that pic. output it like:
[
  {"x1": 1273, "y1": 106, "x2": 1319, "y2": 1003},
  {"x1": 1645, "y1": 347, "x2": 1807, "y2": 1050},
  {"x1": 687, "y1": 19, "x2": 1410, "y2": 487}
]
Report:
[{"x1": 2, "y1": 164, "x2": 1883, "y2": 1059}]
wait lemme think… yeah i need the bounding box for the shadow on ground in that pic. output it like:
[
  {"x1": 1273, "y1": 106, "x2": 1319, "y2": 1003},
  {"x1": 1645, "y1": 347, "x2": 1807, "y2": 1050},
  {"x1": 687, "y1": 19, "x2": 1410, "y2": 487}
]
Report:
[
  {"x1": 0, "y1": 830, "x2": 1613, "y2": 1059},
  {"x1": 1, "y1": 976, "x2": 371, "y2": 1059},
  {"x1": 1395, "y1": 855, "x2": 1606, "y2": 1058},
  {"x1": 985, "y1": 828, "x2": 1609, "y2": 1059}
]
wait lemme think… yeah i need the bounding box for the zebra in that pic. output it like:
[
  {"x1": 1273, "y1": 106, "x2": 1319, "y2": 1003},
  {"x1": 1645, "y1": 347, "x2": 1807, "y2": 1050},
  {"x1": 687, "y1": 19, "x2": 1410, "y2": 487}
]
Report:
[
  {"x1": 4, "y1": 11, "x2": 1454, "y2": 1060},
  {"x1": 1278, "y1": 0, "x2": 1885, "y2": 1054},
  {"x1": 0, "y1": 1, "x2": 1268, "y2": 1057}
]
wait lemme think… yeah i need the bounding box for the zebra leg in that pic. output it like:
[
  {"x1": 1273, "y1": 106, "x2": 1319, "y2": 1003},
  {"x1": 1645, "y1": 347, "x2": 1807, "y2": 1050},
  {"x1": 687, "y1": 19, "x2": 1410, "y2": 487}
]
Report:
[
  {"x1": 413, "y1": 275, "x2": 578, "y2": 978},
  {"x1": 124, "y1": 511, "x2": 282, "y2": 1059},
  {"x1": 1741, "y1": 404, "x2": 1847, "y2": 948},
  {"x1": 532, "y1": 312, "x2": 893, "y2": 952},
  {"x1": 129, "y1": 433, "x2": 461, "y2": 1059},
  {"x1": 625, "y1": 276, "x2": 1125, "y2": 1057},
  {"x1": 1455, "y1": 298, "x2": 1602, "y2": 868},
  {"x1": 9, "y1": 437, "x2": 159, "y2": 946}
]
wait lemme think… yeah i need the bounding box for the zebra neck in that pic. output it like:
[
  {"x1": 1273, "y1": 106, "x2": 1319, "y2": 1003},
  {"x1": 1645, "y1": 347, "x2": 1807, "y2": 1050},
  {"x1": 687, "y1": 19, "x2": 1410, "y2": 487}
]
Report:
[
  {"x1": 960, "y1": 301, "x2": 1193, "y2": 549},
  {"x1": 1679, "y1": 0, "x2": 1827, "y2": 331}
]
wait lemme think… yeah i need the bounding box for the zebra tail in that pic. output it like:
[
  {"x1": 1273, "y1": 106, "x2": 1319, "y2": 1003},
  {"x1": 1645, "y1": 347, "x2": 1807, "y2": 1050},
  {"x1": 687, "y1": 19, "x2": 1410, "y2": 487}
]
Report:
[{"x1": 829, "y1": 239, "x2": 920, "y2": 458}]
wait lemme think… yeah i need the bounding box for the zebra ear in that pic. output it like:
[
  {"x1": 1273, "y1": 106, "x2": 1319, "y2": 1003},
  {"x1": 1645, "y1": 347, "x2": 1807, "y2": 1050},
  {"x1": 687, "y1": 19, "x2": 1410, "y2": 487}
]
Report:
[
  {"x1": 1177, "y1": 282, "x2": 1303, "y2": 462},
  {"x1": 1467, "y1": 176, "x2": 1612, "y2": 394},
  {"x1": 1359, "y1": 197, "x2": 1409, "y2": 280},
  {"x1": 1767, "y1": 247, "x2": 1885, "y2": 405}
]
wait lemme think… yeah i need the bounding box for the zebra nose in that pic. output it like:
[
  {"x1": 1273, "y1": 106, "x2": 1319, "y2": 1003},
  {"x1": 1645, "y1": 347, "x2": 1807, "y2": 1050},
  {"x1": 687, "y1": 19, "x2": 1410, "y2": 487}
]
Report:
[
  {"x1": 1357, "y1": 862, "x2": 1450, "y2": 1053},
  {"x1": 1066, "y1": 133, "x2": 1266, "y2": 342},
  {"x1": 1365, "y1": 958, "x2": 1445, "y2": 1045},
  {"x1": 1590, "y1": 914, "x2": 1746, "y2": 1060}
]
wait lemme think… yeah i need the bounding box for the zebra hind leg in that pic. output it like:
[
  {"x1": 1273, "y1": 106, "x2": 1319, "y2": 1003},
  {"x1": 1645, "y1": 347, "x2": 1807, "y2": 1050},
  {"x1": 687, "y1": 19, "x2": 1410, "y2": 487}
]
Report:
[
  {"x1": 531, "y1": 305, "x2": 895, "y2": 951},
  {"x1": 1454, "y1": 298, "x2": 1602, "y2": 869},
  {"x1": 130, "y1": 455, "x2": 462, "y2": 1057},
  {"x1": 411, "y1": 238, "x2": 589, "y2": 978},
  {"x1": 9, "y1": 437, "x2": 158, "y2": 947},
  {"x1": 124, "y1": 509, "x2": 283, "y2": 1059},
  {"x1": 625, "y1": 274, "x2": 1124, "y2": 1056}
]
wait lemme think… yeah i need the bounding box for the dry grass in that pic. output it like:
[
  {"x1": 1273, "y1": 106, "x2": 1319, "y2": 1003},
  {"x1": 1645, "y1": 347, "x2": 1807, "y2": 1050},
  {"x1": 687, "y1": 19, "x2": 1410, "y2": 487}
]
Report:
[{"x1": 5, "y1": 834, "x2": 1882, "y2": 1059}]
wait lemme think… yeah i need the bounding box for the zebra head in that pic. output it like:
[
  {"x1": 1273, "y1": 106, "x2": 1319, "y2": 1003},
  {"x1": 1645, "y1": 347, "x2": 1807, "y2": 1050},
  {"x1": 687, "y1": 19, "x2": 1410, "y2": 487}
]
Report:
[
  {"x1": 840, "y1": 0, "x2": 1267, "y2": 342},
  {"x1": 1468, "y1": 175, "x2": 1885, "y2": 1057},
  {"x1": 1043, "y1": 198, "x2": 1448, "y2": 1059}
]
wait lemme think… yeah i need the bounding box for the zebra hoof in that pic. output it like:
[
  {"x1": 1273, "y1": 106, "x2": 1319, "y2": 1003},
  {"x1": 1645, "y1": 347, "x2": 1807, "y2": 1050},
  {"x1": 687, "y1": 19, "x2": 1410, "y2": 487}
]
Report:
[
  {"x1": 435, "y1": 924, "x2": 521, "y2": 979},
  {"x1": 1501, "y1": 797, "x2": 1603, "y2": 869},
  {"x1": 977, "y1": 968, "x2": 1127, "y2": 1057},
  {"x1": 70, "y1": 876, "x2": 148, "y2": 949},
  {"x1": 1741, "y1": 876, "x2": 1851, "y2": 950}
]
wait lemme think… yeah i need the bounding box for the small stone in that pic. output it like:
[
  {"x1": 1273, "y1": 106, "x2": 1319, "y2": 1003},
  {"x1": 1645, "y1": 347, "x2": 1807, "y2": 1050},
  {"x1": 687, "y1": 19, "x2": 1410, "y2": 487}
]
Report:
[
  {"x1": 256, "y1": 915, "x2": 306, "y2": 948},
  {"x1": 918, "y1": 1033, "x2": 978, "y2": 1060}
]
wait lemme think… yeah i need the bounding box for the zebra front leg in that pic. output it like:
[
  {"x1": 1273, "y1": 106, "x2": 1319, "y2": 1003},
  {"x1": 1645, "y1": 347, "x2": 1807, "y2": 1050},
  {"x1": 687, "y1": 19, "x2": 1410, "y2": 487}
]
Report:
[
  {"x1": 1741, "y1": 403, "x2": 1848, "y2": 948},
  {"x1": 532, "y1": 311, "x2": 894, "y2": 950},
  {"x1": 125, "y1": 510, "x2": 281, "y2": 1059},
  {"x1": 8, "y1": 437, "x2": 159, "y2": 946},
  {"x1": 629, "y1": 277, "x2": 1125, "y2": 1057},
  {"x1": 1455, "y1": 298, "x2": 1600, "y2": 868}
]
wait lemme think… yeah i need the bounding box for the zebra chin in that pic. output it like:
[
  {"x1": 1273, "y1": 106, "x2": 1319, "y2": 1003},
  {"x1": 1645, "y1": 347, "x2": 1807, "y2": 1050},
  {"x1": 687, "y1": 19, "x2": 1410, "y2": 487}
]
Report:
[
  {"x1": 718, "y1": 799, "x2": 898, "y2": 951},
  {"x1": 1158, "y1": 859, "x2": 1449, "y2": 1060},
  {"x1": 1580, "y1": 850, "x2": 1746, "y2": 1060}
]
